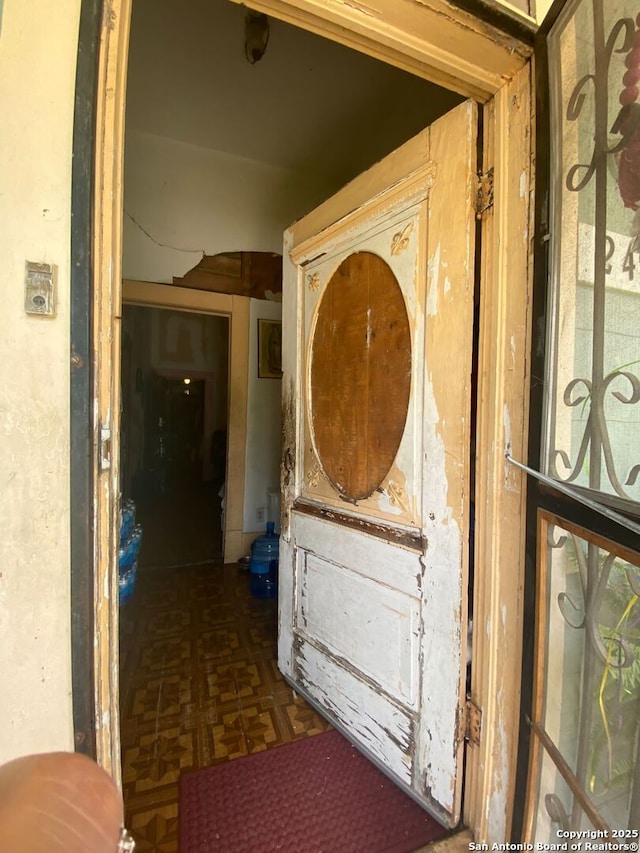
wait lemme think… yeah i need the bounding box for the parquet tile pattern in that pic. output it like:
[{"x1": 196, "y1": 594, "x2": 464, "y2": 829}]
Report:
[{"x1": 119, "y1": 562, "x2": 332, "y2": 853}]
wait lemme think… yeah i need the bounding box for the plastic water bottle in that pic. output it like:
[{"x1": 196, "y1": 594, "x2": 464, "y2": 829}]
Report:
[
  {"x1": 118, "y1": 523, "x2": 143, "y2": 605},
  {"x1": 119, "y1": 498, "x2": 136, "y2": 544},
  {"x1": 249, "y1": 522, "x2": 279, "y2": 599}
]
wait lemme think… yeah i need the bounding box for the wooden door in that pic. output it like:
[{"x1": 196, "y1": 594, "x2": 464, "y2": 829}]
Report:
[{"x1": 279, "y1": 100, "x2": 478, "y2": 826}]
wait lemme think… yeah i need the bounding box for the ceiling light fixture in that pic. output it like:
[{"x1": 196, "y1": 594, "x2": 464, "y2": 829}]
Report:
[{"x1": 244, "y1": 10, "x2": 270, "y2": 64}]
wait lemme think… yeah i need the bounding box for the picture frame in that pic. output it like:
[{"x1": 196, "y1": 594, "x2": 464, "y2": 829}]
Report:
[{"x1": 257, "y1": 318, "x2": 282, "y2": 378}]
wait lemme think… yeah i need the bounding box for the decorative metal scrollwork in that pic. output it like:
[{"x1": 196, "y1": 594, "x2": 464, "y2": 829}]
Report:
[
  {"x1": 547, "y1": 524, "x2": 568, "y2": 549},
  {"x1": 554, "y1": 534, "x2": 633, "y2": 670},
  {"x1": 545, "y1": 793, "x2": 572, "y2": 833},
  {"x1": 557, "y1": 589, "x2": 586, "y2": 629},
  {"x1": 550, "y1": 370, "x2": 640, "y2": 498},
  {"x1": 544, "y1": 520, "x2": 640, "y2": 827},
  {"x1": 564, "y1": 18, "x2": 636, "y2": 193},
  {"x1": 550, "y1": 3, "x2": 640, "y2": 502},
  {"x1": 539, "y1": 2, "x2": 640, "y2": 832}
]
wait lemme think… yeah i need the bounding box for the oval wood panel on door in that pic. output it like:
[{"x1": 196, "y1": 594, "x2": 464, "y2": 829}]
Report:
[{"x1": 309, "y1": 251, "x2": 411, "y2": 501}]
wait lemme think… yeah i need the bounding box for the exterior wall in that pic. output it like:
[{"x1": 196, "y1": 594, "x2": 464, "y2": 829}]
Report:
[
  {"x1": 535, "y1": 0, "x2": 554, "y2": 23},
  {"x1": 494, "y1": 0, "x2": 540, "y2": 20},
  {"x1": 500, "y1": 0, "x2": 532, "y2": 14},
  {"x1": 0, "y1": 0, "x2": 80, "y2": 762}
]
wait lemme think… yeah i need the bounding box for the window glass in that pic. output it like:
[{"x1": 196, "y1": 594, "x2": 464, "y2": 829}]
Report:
[
  {"x1": 545, "y1": 0, "x2": 640, "y2": 506},
  {"x1": 529, "y1": 516, "x2": 640, "y2": 837}
]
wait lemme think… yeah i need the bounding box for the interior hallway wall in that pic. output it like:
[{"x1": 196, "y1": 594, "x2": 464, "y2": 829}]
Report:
[
  {"x1": 243, "y1": 298, "x2": 282, "y2": 549},
  {"x1": 122, "y1": 129, "x2": 334, "y2": 283}
]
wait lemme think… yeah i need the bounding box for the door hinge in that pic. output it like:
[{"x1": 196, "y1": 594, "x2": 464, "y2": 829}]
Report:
[
  {"x1": 99, "y1": 424, "x2": 112, "y2": 472},
  {"x1": 459, "y1": 694, "x2": 482, "y2": 746},
  {"x1": 476, "y1": 167, "x2": 494, "y2": 218}
]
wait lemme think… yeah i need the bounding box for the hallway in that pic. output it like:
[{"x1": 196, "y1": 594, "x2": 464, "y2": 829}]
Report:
[
  {"x1": 119, "y1": 560, "x2": 332, "y2": 852},
  {"x1": 134, "y1": 481, "x2": 224, "y2": 570}
]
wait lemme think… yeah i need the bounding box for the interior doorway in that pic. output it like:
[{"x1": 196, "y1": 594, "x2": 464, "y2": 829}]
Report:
[{"x1": 120, "y1": 304, "x2": 229, "y2": 569}]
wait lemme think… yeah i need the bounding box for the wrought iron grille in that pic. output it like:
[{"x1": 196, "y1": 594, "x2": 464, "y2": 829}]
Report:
[
  {"x1": 530, "y1": 519, "x2": 640, "y2": 837},
  {"x1": 530, "y1": 1, "x2": 640, "y2": 839},
  {"x1": 545, "y1": 0, "x2": 640, "y2": 506}
]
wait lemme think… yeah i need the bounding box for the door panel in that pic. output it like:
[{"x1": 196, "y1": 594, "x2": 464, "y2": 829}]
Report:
[
  {"x1": 295, "y1": 640, "x2": 415, "y2": 782},
  {"x1": 296, "y1": 524, "x2": 421, "y2": 707},
  {"x1": 280, "y1": 99, "x2": 478, "y2": 826}
]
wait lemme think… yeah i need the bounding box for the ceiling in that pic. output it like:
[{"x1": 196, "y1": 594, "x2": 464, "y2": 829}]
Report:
[{"x1": 125, "y1": 0, "x2": 463, "y2": 189}]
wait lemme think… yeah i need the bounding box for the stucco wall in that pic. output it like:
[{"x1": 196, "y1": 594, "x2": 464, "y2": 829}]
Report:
[
  {"x1": 0, "y1": 0, "x2": 79, "y2": 762},
  {"x1": 535, "y1": 0, "x2": 554, "y2": 24}
]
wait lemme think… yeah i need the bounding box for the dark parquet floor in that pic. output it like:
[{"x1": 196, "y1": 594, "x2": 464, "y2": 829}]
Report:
[{"x1": 119, "y1": 555, "x2": 332, "y2": 853}]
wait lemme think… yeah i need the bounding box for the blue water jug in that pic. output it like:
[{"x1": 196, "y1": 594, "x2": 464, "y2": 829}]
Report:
[
  {"x1": 118, "y1": 523, "x2": 143, "y2": 605},
  {"x1": 119, "y1": 498, "x2": 136, "y2": 545},
  {"x1": 250, "y1": 522, "x2": 279, "y2": 599}
]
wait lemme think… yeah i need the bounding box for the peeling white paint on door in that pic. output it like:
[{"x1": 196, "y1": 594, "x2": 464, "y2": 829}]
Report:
[
  {"x1": 280, "y1": 101, "x2": 477, "y2": 828},
  {"x1": 418, "y1": 366, "x2": 466, "y2": 811}
]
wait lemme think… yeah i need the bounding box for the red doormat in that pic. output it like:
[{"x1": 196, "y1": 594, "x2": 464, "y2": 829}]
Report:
[{"x1": 178, "y1": 729, "x2": 449, "y2": 853}]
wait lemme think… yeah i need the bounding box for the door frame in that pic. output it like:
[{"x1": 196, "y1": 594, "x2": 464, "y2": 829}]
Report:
[
  {"x1": 88, "y1": 0, "x2": 536, "y2": 840},
  {"x1": 121, "y1": 280, "x2": 251, "y2": 566}
]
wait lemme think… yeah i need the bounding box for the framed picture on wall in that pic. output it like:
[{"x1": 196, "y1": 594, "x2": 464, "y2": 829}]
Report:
[{"x1": 258, "y1": 319, "x2": 282, "y2": 378}]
